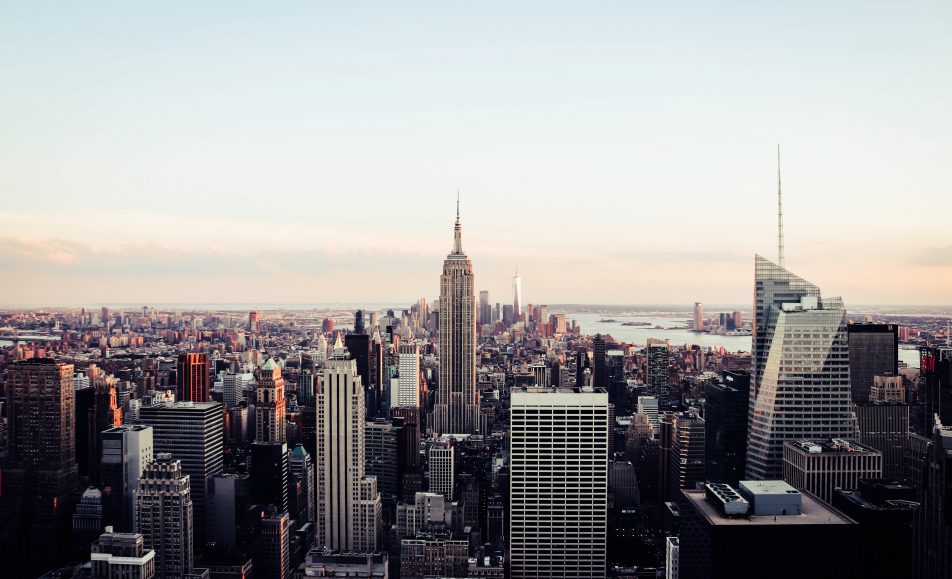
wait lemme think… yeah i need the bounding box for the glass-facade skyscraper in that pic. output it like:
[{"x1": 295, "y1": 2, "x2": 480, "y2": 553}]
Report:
[{"x1": 746, "y1": 255, "x2": 857, "y2": 480}]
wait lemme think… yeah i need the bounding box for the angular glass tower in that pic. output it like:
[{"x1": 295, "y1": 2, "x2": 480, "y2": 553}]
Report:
[{"x1": 746, "y1": 255, "x2": 857, "y2": 480}]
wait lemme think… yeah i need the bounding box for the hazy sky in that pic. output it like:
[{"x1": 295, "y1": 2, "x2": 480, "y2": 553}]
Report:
[{"x1": 2, "y1": 1, "x2": 951, "y2": 307}]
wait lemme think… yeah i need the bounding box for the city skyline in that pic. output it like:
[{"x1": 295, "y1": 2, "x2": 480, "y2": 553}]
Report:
[{"x1": 2, "y1": 2, "x2": 951, "y2": 306}]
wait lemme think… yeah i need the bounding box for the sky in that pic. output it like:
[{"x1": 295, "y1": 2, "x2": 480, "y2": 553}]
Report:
[{"x1": 1, "y1": 1, "x2": 951, "y2": 307}]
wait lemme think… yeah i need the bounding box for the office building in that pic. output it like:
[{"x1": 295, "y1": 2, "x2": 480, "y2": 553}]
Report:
[
  {"x1": 855, "y1": 401, "x2": 909, "y2": 479},
  {"x1": 593, "y1": 334, "x2": 608, "y2": 389},
  {"x1": 365, "y1": 418, "x2": 400, "y2": 504},
  {"x1": 139, "y1": 401, "x2": 224, "y2": 545},
  {"x1": 344, "y1": 334, "x2": 373, "y2": 411},
  {"x1": 679, "y1": 481, "x2": 862, "y2": 579},
  {"x1": 512, "y1": 269, "x2": 523, "y2": 319},
  {"x1": 847, "y1": 323, "x2": 898, "y2": 404},
  {"x1": 316, "y1": 338, "x2": 382, "y2": 551},
  {"x1": 101, "y1": 425, "x2": 154, "y2": 531},
  {"x1": 746, "y1": 256, "x2": 858, "y2": 480},
  {"x1": 665, "y1": 536, "x2": 679, "y2": 579},
  {"x1": 248, "y1": 310, "x2": 260, "y2": 334},
  {"x1": 90, "y1": 527, "x2": 156, "y2": 579},
  {"x1": 704, "y1": 371, "x2": 749, "y2": 486},
  {"x1": 832, "y1": 479, "x2": 918, "y2": 579},
  {"x1": 637, "y1": 395, "x2": 660, "y2": 434},
  {"x1": 667, "y1": 412, "x2": 706, "y2": 503},
  {"x1": 509, "y1": 388, "x2": 609, "y2": 579},
  {"x1": 297, "y1": 549, "x2": 389, "y2": 578},
  {"x1": 918, "y1": 346, "x2": 952, "y2": 436},
  {"x1": 252, "y1": 508, "x2": 290, "y2": 579},
  {"x1": 913, "y1": 416, "x2": 952, "y2": 578},
  {"x1": 177, "y1": 353, "x2": 209, "y2": 403},
  {"x1": 222, "y1": 373, "x2": 247, "y2": 407},
  {"x1": 207, "y1": 473, "x2": 251, "y2": 548},
  {"x1": 646, "y1": 339, "x2": 670, "y2": 407},
  {"x1": 400, "y1": 533, "x2": 469, "y2": 579},
  {"x1": 434, "y1": 202, "x2": 480, "y2": 435},
  {"x1": 479, "y1": 290, "x2": 491, "y2": 325},
  {"x1": 134, "y1": 454, "x2": 193, "y2": 579},
  {"x1": 289, "y1": 444, "x2": 315, "y2": 523},
  {"x1": 782, "y1": 439, "x2": 882, "y2": 504},
  {"x1": 428, "y1": 440, "x2": 455, "y2": 501},
  {"x1": 255, "y1": 358, "x2": 287, "y2": 444},
  {"x1": 693, "y1": 303, "x2": 703, "y2": 332},
  {"x1": 250, "y1": 441, "x2": 289, "y2": 513},
  {"x1": 1, "y1": 359, "x2": 79, "y2": 576},
  {"x1": 395, "y1": 343, "x2": 421, "y2": 408}
]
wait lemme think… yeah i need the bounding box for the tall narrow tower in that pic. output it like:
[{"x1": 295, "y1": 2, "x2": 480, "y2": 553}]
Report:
[
  {"x1": 255, "y1": 358, "x2": 287, "y2": 443},
  {"x1": 512, "y1": 268, "x2": 523, "y2": 319},
  {"x1": 434, "y1": 198, "x2": 480, "y2": 435}
]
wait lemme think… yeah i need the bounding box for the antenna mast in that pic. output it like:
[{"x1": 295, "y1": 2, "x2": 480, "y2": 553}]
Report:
[{"x1": 777, "y1": 144, "x2": 785, "y2": 268}]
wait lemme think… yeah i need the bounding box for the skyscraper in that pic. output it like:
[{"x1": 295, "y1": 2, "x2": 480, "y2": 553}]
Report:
[
  {"x1": 913, "y1": 415, "x2": 952, "y2": 578},
  {"x1": 90, "y1": 526, "x2": 157, "y2": 579},
  {"x1": 177, "y1": 353, "x2": 209, "y2": 403},
  {"x1": 255, "y1": 358, "x2": 287, "y2": 444},
  {"x1": 395, "y1": 343, "x2": 421, "y2": 408},
  {"x1": 847, "y1": 323, "x2": 899, "y2": 403},
  {"x1": 782, "y1": 439, "x2": 883, "y2": 504},
  {"x1": 479, "y1": 290, "x2": 491, "y2": 325},
  {"x1": 693, "y1": 302, "x2": 703, "y2": 332},
  {"x1": 919, "y1": 346, "x2": 952, "y2": 436},
  {"x1": 512, "y1": 269, "x2": 523, "y2": 319},
  {"x1": 316, "y1": 337, "x2": 382, "y2": 551},
  {"x1": 509, "y1": 387, "x2": 609, "y2": 579},
  {"x1": 746, "y1": 256, "x2": 858, "y2": 480},
  {"x1": 1, "y1": 358, "x2": 79, "y2": 576},
  {"x1": 428, "y1": 440, "x2": 455, "y2": 501},
  {"x1": 139, "y1": 401, "x2": 224, "y2": 545},
  {"x1": 592, "y1": 334, "x2": 608, "y2": 389},
  {"x1": 647, "y1": 339, "x2": 671, "y2": 407},
  {"x1": 704, "y1": 371, "x2": 749, "y2": 486},
  {"x1": 666, "y1": 411, "x2": 706, "y2": 504},
  {"x1": 134, "y1": 454, "x2": 193, "y2": 579},
  {"x1": 434, "y1": 200, "x2": 479, "y2": 435},
  {"x1": 288, "y1": 444, "x2": 315, "y2": 523},
  {"x1": 101, "y1": 425, "x2": 154, "y2": 531}
]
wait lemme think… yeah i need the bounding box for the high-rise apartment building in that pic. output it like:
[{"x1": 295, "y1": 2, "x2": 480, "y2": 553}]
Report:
[
  {"x1": 434, "y1": 202, "x2": 480, "y2": 435},
  {"x1": 138, "y1": 401, "x2": 223, "y2": 545},
  {"x1": 316, "y1": 339, "x2": 382, "y2": 551},
  {"x1": 647, "y1": 339, "x2": 670, "y2": 408},
  {"x1": 177, "y1": 353, "x2": 209, "y2": 403},
  {"x1": 395, "y1": 343, "x2": 421, "y2": 408},
  {"x1": 509, "y1": 388, "x2": 609, "y2": 579},
  {"x1": 134, "y1": 454, "x2": 193, "y2": 579},
  {"x1": 704, "y1": 371, "x2": 749, "y2": 486},
  {"x1": 255, "y1": 358, "x2": 287, "y2": 443},
  {"x1": 101, "y1": 425, "x2": 154, "y2": 531},
  {"x1": 746, "y1": 256, "x2": 858, "y2": 480},
  {"x1": 782, "y1": 439, "x2": 882, "y2": 504},
  {"x1": 847, "y1": 324, "x2": 899, "y2": 403}
]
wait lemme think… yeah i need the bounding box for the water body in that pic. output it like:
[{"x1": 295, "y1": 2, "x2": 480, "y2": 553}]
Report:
[{"x1": 572, "y1": 313, "x2": 922, "y2": 369}]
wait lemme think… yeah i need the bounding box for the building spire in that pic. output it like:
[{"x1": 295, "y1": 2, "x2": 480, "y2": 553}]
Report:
[
  {"x1": 777, "y1": 144, "x2": 785, "y2": 268},
  {"x1": 452, "y1": 191, "x2": 463, "y2": 254}
]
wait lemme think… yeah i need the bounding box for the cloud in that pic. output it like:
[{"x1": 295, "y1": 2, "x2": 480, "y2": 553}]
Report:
[{"x1": 909, "y1": 245, "x2": 952, "y2": 267}]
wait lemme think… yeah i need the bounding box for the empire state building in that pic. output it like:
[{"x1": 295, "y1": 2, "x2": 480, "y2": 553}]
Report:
[{"x1": 434, "y1": 200, "x2": 480, "y2": 435}]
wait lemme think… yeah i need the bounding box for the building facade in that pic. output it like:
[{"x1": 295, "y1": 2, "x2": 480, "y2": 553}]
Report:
[
  {"x1": 134, "y1": 454, "x2": 193, "y2": 579},
  {"x1": 782, "y1": 439, "x2": 883, "y2": 504}
]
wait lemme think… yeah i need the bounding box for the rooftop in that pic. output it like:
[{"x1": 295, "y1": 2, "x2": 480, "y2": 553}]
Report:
[
  {"x1": 683, "y1": 487, "x2": 853, "y2": 526},
  {"x1": 787, "y1": 439, "x2": 878, "y2": 454}
]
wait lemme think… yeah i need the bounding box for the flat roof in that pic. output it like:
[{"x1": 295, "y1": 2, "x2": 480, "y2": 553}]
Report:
[
  {"x1": 739, "y1": 480, "x2": 799, "y2": 495},
  {"x1": 682, "y1": 489, "x2": 853, "y2": 526}
]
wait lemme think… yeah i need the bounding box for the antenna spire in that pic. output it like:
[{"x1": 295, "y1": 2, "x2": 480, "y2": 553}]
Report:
[
  {"x1": 456, "y1": 189, "x2": 460, "y2": 224},
  {"x1": 777, "y1": 144, "x2": 785, "y2": 268}
]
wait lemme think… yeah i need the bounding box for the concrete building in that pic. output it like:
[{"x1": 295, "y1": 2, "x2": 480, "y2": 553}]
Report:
[
  {"x1": 255, "y1": 358, "x2": 287, "y2": 444},
  {"x1": 395, "y1": 343, "x2": 421, "y2": 409},
  {"x1": 509, "y1": 387, "x2": 609, "y2": 579},
  {"x1": 782, "y1": 439, "x2": 883, "y2": 504},
  {"x1": 665, "y1": 536, "x2": 679, "y2": 579},
  {"x1": 428, "y1": 440, "x2": 455, "y2": 501},
  {"x1": 316, "y1": 337, "x2": 382, "y2": 551},
  {"x1": 400, "y1": 533, "x2": 469, "y2": 579},
  {"x1": 679, "y1": 480, "x2": 861, "y2": 579},
  {"x1": 134, "y1": 454, "x2": 193, "y2": 579},
  {"x1": 296, "y1": 549, "x2": 389, "y2": 578},
  {"x1": 101, "y1": 425, "x2": 154, "y2": 531},
  {"x1": 90, "y1": 527, "x2": 156, "y2": 579},
  {"x1": 434, "y1": 202, "x2": 480, "y2": 435}
]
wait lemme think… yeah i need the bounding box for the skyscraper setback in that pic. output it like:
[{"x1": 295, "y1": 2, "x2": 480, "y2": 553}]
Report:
[
  {"x1": 746, "y1": 256, "x2": 858, "y2": 480},
  {"x1": 434, "y1": 201, "x2": 480, "y2": 435}
]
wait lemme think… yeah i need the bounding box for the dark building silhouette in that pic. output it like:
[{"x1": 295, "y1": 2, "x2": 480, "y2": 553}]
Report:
[
  {"x1": 832, "y1": 479, "x2": 918, "y2": 579},
  {"x1": 593, "y1": 334, "x2": 608, "y2": 389},
  {"x1": 918, "y1": 347, "x2": 952, "y2": 436},
  {"x1": 177, "y1": 353, "x2": 210, "y2": 403},
  {"x1": 344, "y1": 333, "x2": 373, "y2": 415},
  {"x1": 250, "y1": 442, "x2": 289, "y2": 514},
  {"x1": 913, "y1": 416, "x2": 952, "y2": 579},
  {"x1": 855, "y1": 401, "x2": 909, "y2": 479},
  {"x1": 704, "y1": 371, "x2": 750, "y2": 486},
  {"x1": 847, "y1": 323, "x2": 898, "y2": 404}
]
